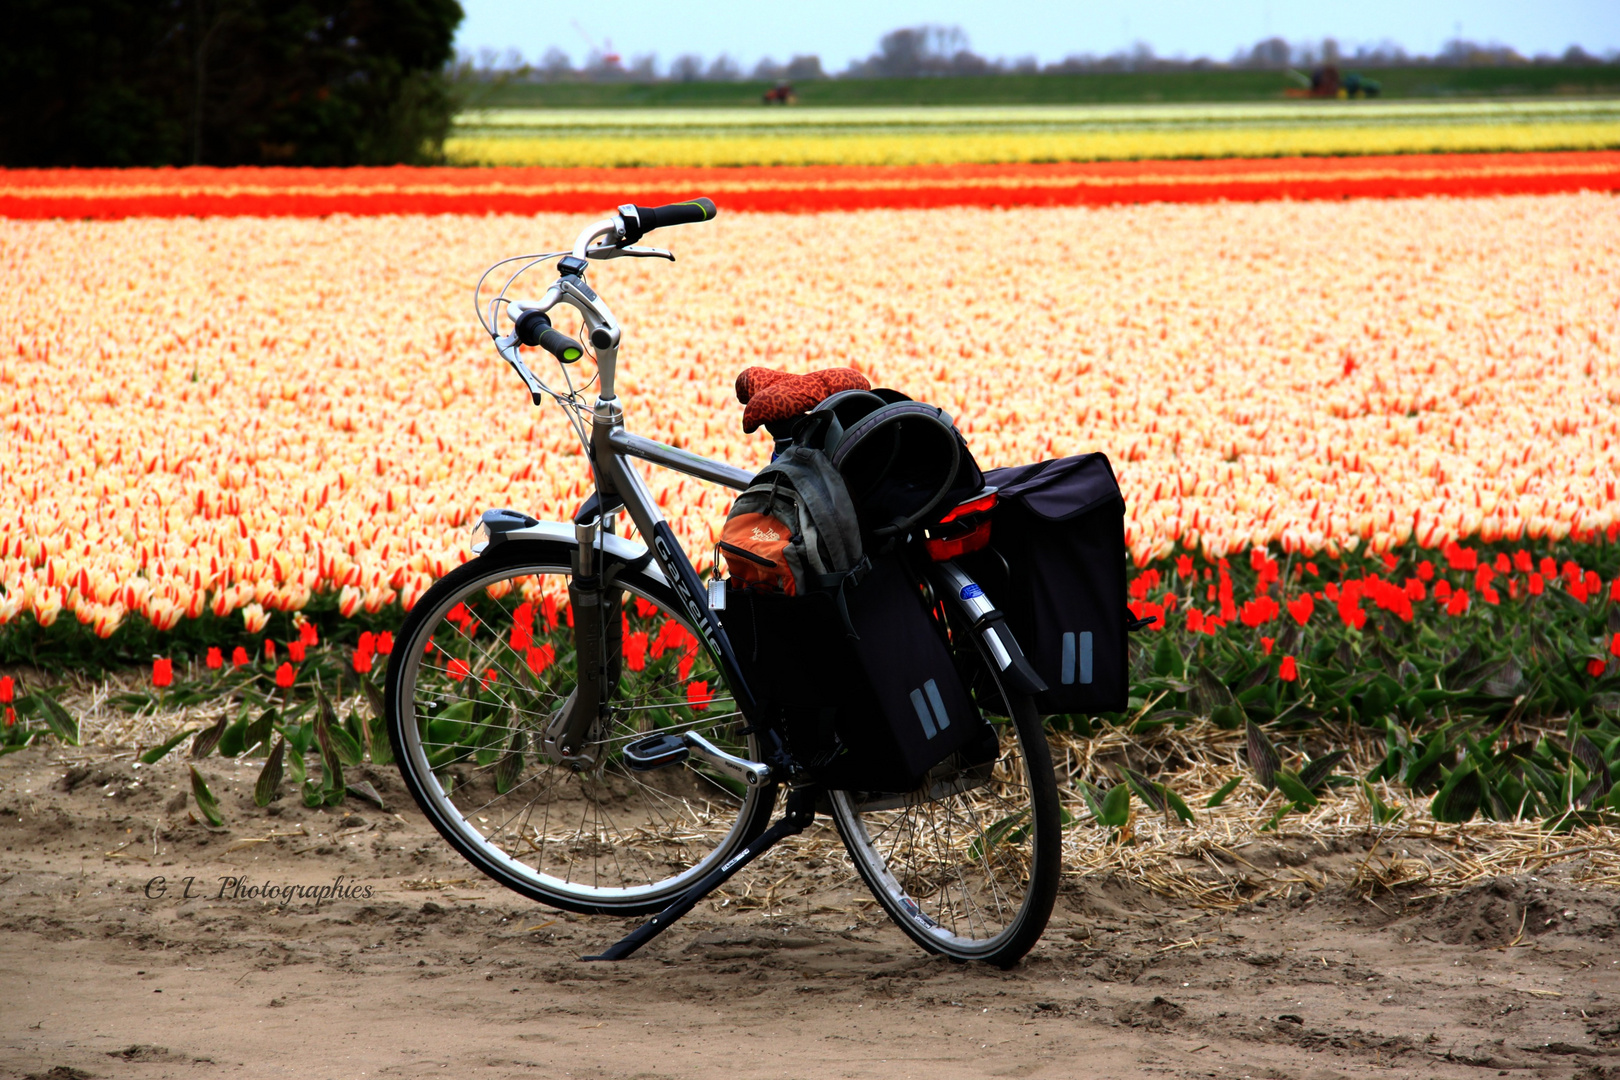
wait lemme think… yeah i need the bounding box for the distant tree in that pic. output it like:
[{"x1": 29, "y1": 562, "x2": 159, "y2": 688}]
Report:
[
  {"x1": 1, "y1": 0, "x2": 462, "y2": 167},
  {"x1": 783, "y1": 55, "x2": 826, "y2": 80},
  {"x1": 846, "y1": 26, "x2": 991, "y2": 78},
  {"x1": 669, "y1": 54, "x2": 704, "y2": 82},
  {"x1": 538, "y1": 47, "x2": 574, "y2": 81},
  {"x1": 706, "y1": 55, "x2": 742, "y2": 81},
  {"x1": 753, "y1": 57, "x2": 785, "y2": 81},
  {"x1": 1242, "y1": 36, "x2": 1292, "y2": 69}
]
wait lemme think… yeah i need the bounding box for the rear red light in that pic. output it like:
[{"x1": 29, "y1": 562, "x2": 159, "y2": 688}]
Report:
[
  {"x1": 925, "y1": 518, "x2": 993, "y2": 561},
  {"x1": 938, "y1": 490, "x2": 997, "y2": 524},
  {"x1": 925, "y1": 490, "x2": 997, "y2": 561}
]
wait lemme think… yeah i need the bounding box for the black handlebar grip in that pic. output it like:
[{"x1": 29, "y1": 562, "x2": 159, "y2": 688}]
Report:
[
  {"x1": 622, "y1": 198, "x2": 717, "y2": 241},
  {"x1": 514, "y1": 310, "x2": 585, "y2": 363},
  {"x1": 539, "y1": 327, "x2": 585, "y2": 363}
]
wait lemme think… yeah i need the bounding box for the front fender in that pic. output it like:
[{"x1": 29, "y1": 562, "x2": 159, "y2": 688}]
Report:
[{"x1": 482, "y1": 519, "x2": 668, "y2": 588}]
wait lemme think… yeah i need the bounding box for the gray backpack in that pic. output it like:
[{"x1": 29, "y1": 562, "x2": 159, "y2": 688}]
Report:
[{"x1": 718, "y1": 445, "x2": 868, "y2": 630}]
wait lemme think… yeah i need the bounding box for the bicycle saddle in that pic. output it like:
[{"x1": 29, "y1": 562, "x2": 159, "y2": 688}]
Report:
[{"x1": 734, "y1": 365, "x2": 870, "y2": 433}]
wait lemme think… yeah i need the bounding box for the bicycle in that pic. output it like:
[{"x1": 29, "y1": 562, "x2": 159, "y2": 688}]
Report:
[{"x1": 384, "y1": 199, "x2": 1062, "y2": 967}]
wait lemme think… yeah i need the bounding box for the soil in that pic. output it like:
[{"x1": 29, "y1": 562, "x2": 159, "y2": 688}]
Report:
[{"x1": 3, "y1": 743, "x2": 1618, "y2": 1080}]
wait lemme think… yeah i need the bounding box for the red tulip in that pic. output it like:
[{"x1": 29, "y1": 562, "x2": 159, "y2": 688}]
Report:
[
  {"x1": 205, "y1": 647, "x2": 223, "y2": 670},
  {"x1": 1609, "y1": 632, "x2": 1620, "y2": 659},
  {"x1": 1261, "y1": 636, "x2": 1275, "y2": 656},
  {"x1": 376, "y1": 632, "x2": 393, "y2": 655},
  {"x1": 1416, "y1": 560, "x2": 1434, "y2": 582},
  {"x1": 264, "y1": 639, "x2": 276, "y2": 660},
  {"x1": 0, "y1": 676, "x2": 12, "y2": 704},
  {"x1": 686, "y1": 680, "x2": 713, "y2": 710},
  {"x1": 1588, "y1": 658, "x2": 1608, "y2": 678},
  {"x1": 1176, "y1": 555, "x2": 1194, "y2": 577},
  {"x1": 1278, "y1": 656, "x2": 1298, "y2": 682},
  {"x1": 1528, "y1": 573, "x2": 1544, "y2": 596},
  {"x1": 1286, "y1": 593, "x2": 1314, "y2": 626},
  {"x1": 274, "y1": 662, "x2": 295, "y2": 688},
  {"x1": 299, "y1": 622, "x2": 319, "y2": 647},
  {"x1": 1444, "y1": 589, "x2": 1470, "y2": 616},
  {"x1": 3, "y1": 707, "x2": 13, "y2": 727},
  {"x1": 446, "y1": 657, "x2": 470, "y2": 682},
  {"x1": 287, "y1": 641, "x2": 306, "y2": 662},
  {"x1": 152, "y1": 658, "x2": 173, "y2": 688},
  {"x1": 624, "y1": 631, "x2": 648, "y2": 673},
  {"x1": 525, "y1": 644, "x2": 554, "y2": 674},
  {"x1": 232, "y1": 646, "x2": 250, "y2": 667},
  {"x1": 352, "y1": 648, "x2": 374, "y2": 674}
]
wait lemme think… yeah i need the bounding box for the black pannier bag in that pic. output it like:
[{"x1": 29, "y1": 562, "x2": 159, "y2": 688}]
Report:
[
  {"x1": 958, "y1": 453, "x2": 1129, "y2": 715},
  {"x1": 719, "y1": 554, "x2": 989, "y2": 793}
]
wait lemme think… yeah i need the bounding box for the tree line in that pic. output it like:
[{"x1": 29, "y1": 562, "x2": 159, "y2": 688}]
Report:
[{"x1": 469, "y1": 25, "x2": 1619, "y2": 84}]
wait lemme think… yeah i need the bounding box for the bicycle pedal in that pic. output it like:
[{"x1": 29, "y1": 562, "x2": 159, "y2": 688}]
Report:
[{"x1": 624, "y1": 733, "x2": 690, "y2": 772}]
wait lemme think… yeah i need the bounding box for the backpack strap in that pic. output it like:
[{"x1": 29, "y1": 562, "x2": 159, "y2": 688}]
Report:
[
  {"x1": 806, "y1": 555, "x2": 872, "y2": 640},
  {"x1": 777, "y1": 446, "x2": 864, "y2": 575}
]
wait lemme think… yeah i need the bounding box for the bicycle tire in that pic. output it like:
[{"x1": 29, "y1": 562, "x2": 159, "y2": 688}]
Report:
[
  {"x1": 829, "y1": 668, "x2": 1061, "y2": 968},
  {"x1": 385, "y1": 537, "x2": 776, "y2": 916}
]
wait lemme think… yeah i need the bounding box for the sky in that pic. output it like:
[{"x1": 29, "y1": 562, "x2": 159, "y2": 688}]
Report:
[{"x1": 454, "y1": 0, "x2": 1620, "y2": 72}]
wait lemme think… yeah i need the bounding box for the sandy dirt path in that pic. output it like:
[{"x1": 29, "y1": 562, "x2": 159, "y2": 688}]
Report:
[{"x1": 3, "y1": 745, "x2": 1617, "y2": 1080}]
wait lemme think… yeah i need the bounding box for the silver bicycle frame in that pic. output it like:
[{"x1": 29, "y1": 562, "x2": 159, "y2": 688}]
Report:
[{"x1": 485, "y1": 211, "x2": 1043, "y2": 728}]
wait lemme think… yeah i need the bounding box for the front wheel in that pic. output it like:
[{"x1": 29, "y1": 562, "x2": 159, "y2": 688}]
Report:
[
  {"x1": 829, "y1": 683, "x2": 1060, "y2": 968},
  {"x1": 385, "y1": 538, "x2": 774, "y2": 915}
]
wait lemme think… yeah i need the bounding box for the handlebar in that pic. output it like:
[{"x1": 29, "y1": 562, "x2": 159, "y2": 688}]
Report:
[
  {"x1": 514, "y1": 310, "x2": 584, "y2": 363},
  {"x1": 618, "y1": 198, "x2": 717, "y2": 244}
]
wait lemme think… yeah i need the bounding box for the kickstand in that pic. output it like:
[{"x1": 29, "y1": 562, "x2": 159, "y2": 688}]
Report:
[{"x1": 581, "y1": 786, "x2": 818, "y2": 962}]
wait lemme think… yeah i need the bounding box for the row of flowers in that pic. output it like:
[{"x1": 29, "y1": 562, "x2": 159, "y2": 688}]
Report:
[
  {"x1": 1125, "y1": 539, "x2": 1620, "y2": 693},
  {"x1": 1, "y1": 152, "x2": 1616, "y2": 218},
  {"x1": 446, "y1": 123, "x2": 1620, "y2": 169}
]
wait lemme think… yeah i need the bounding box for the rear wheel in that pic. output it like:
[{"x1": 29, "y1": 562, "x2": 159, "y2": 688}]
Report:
[
  {"x1": 385, "y1": 538, "x2": 774, "y2": 915},
  {"x1": 829, "y1": 671, "x2": 1060, "y2": 967}
]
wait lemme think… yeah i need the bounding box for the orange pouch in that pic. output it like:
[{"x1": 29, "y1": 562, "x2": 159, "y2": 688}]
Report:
[{"x1": 719, "y1": 512, "x2": 797, "y2": 595}]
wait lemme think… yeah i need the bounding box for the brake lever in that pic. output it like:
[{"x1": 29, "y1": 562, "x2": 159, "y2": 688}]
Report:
[
  {"x1": 495, "y1": 334, "x2": 547, "y2": 405},
  {"x1": 584, "y1": 243, "x2": 675, "y2": 262}
]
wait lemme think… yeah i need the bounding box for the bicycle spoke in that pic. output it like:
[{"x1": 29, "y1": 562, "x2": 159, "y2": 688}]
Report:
[{"x1": 392, "y1": 555, "x2": 764, "y2": 908}]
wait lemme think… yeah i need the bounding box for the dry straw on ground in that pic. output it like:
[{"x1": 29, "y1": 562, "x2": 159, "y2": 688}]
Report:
[{"x1": 52, "y1": 679, "x2": 1619, "y2": 911}]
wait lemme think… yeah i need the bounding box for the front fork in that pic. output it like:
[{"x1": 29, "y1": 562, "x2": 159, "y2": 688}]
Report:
[{"x1": 546, "y1": 511, "x2": 623, "y2": 762}]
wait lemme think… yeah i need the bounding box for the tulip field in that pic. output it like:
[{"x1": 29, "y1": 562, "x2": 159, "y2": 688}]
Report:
[{"x1": 2, "y1": 159, "x2": 1619, "y2": 825}]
